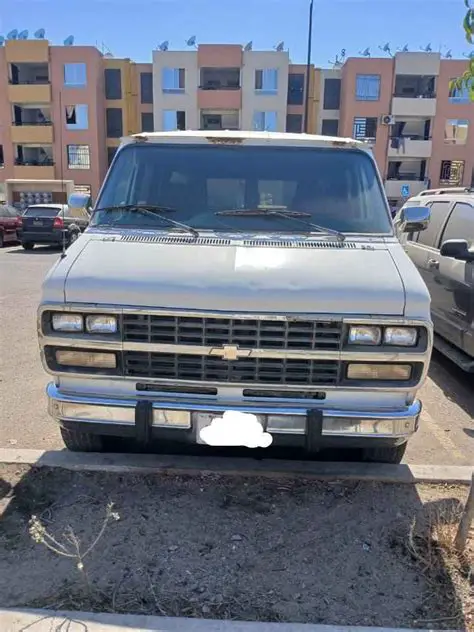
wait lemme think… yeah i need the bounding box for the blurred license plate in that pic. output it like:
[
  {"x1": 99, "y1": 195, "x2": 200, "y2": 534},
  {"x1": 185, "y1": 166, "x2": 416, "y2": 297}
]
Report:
[{"x1": 33, "y1": 220, "x2": 43, "y2": 226}]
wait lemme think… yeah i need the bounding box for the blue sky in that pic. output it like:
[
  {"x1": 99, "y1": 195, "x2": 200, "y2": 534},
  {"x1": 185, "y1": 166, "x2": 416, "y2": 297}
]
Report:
[{"x1": 1, "y1": 0, "x2": 471, "y2": 65}]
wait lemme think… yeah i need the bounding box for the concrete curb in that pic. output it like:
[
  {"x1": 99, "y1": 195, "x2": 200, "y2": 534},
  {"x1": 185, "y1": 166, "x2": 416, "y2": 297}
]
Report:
[
  {"x1": 1, "y1": 448, "x2": 472, "y2": 484},
  {"x1": 0, "y1": 609, "x2": 458, "y2": 632}
]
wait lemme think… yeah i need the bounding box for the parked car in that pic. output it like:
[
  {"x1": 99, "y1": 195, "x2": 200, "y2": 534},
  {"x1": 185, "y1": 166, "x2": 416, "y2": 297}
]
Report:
[
  {"x1": 396, "y1": 188, "x2": 474, "y2": 372},
  {"x1": 0, "y1": 204, "x2": 22, "y2": 247},
  {"x1": 20, "y1": 203, "x2": 90, "y2": 250},
  {"x1": 38, "y1": 130, "x2": 433, "y2": 463}
]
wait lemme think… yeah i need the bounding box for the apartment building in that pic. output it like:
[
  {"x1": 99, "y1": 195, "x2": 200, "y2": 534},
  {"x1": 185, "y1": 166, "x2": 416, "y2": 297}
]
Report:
[
  {"x1": 152, "y1": 44, "x2": 320, "y2": 134},
  {"x1": 318, "y1": 52, "x2": 474, "y2": 207}
]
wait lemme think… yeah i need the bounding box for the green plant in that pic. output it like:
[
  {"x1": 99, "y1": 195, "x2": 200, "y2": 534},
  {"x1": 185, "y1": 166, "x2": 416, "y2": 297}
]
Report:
[{"x1": 451, "y1": 0, "x2": 474, "y2": 100}]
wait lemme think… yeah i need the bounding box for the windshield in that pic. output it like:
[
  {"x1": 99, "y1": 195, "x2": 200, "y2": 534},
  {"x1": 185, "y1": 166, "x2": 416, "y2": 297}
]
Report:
[
  {"x1": 24, "y1": 207, "x2": 60, "y2": 218},
  {"x1": 93, "y1": 144, "x2": 392, "y2": 234}
]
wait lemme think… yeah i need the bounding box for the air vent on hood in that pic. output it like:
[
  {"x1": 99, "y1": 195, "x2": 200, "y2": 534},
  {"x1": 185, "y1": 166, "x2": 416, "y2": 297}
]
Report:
[
  {"x1": 242, "y1": 240, "x2": 357, "y2": 249},
  {"x1": 120, "y1": 234, "x2": 232, "y2": 246}
]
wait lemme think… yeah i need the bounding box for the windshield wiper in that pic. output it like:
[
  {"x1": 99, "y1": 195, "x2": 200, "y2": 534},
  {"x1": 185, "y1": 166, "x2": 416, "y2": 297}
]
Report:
[
  {"x1": 215, "y1": 208, "x2": 345, "y2": 241},
  {"x1": 92, "y1": 204, "x2": 199, "y2": 238}
]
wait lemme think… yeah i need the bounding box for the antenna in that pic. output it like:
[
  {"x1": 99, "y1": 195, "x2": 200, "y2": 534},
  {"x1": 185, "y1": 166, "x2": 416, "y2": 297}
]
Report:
[
  {"x1": 420, "y1": 43, "x2": 432, "y2": 52},
  {"x1": 185, "y1": 35, "x2": 197, "y2": 48},
  {"x1": 328, "y1": 54, "x2": 342, "y2": 68},
  {"x1": 359, "y1": 47, "x2": 371, "y2": 57},
  {"x1": 63, "y1": 35, "x2": 74, "y2": 46},
  {"x1": 34, "y1": 28, "x2": 46, "y2": 39},
  {"x1": 378, "y1": 42, "x2": 393, "y2": 57},
  {"x1": 340, "y1": 48, "x2": 346, "y2": 62},
  {"x1": 7, "y1": 29, "x2": 18, "y2": 40},
  {"x1": 158, "y1": 40, "x2": 169, "y2": 51},
  {"x1": 0, "y1": 36, "x2": 4, "y2": 46},
  {"x1": 18, "y1": 30, "x2": 29, "y2": 40},
  {"x1": 274, "y1": 41, "x2": 284, "y2": 52},
  {"x1": 397, "y1": 44, "x2": 409, "y2": 52},
  {"x1": 444, "y1": 49, "x2": 453, "y2": 59},
  {"x1": 244, "y1": 41, "x2": 253, "y2": 52}
]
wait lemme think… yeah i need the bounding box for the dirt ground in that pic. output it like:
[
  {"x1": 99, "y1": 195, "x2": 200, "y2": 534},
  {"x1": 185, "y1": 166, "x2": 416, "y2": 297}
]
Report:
[{"x1": 0, "y1": 465, "x2": 473, "y2": 630}]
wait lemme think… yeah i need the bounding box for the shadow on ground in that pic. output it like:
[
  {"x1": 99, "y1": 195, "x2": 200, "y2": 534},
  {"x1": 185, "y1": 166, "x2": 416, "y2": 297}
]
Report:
[
  {"x1": 428, "y1": 349, "x2": 474, "y2": 423},
  {"x1": 0, "y1": 464, "x2": 470, "y2": 629}
]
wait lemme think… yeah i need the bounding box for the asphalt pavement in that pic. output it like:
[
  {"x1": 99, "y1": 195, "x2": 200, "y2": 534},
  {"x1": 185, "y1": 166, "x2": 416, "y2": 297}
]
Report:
[{"x1": 0, "y1": 244, "x2": 473, "y2": 465}]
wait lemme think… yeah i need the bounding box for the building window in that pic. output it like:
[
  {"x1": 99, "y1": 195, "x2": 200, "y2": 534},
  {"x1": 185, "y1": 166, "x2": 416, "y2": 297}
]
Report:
[
  {"x1": 64, "y1": 63, "x2": 87, "y2": 87},
  {"x1": 200, "y1": 110, "x2": 239, "y2": 130},
  {"x1": 106, "y1": 108, "x2": 123, "y2": 138},
  {"x1": 65, "y1": 105, "x2": 89, "y2": 130},
  {"x1": 200, "y1": 68, "x2": 240, "y2": 90},
  {"x1": 440, "y1": 160, "x2": 465, "y2": 186},
  {"x1": 444, "y1": 119, "x2": 469, "y2": 144},
  {"x1": 253, "y1": 111, "x2": 277, "y2": 131},
  {"x1": 323, "y1": 78, "x2": 341, "y2": 110},
  {"x1": 287, "y1": 73, "x2": 305, "y2": 105},
  {"x1": 141, "y1": 112, "x2": 154, "y2": 132},
  {"x1": 321, "y1": 119, "x2": 339, "y2": 136},
  {"x1": 107, "y1": 147, "x2": 117, "y2": 167},
  {"x1": 140, "y1": 72, "x2": 153, "y2": 103},
  {"x1": 353, "y1": 117, "x2": 377, "y2": 141},
  {"x1": 448, "y1": 78, "x2": 472, "y2": 104},
  {"x1": 163, "y1": 110, "x2": 186, "y2": 131},
  {"x1": 394, "y1": 75, "x2": 435, "y2": 98},
  {"x1": 255, "y1": 69, "x2": 278, "y2": 93},
  {"x1": 162, "y1": 68, "x2": 185, "y2": 92},
  {"x1": 67, "y1": 144, "x2": 90, "y2": 170},
  {"x1": 0, "y1": 145, "x2": 4, "y2": 168},
  {"x1": 286, "y1": 113, "x2": 302, "y2": 133},
  {"x1": 355, "y1": 74, "x2": 381, "y2": 101},
  {"x1": 105, "y1": 68, "x2": 122, "y2": 100}
]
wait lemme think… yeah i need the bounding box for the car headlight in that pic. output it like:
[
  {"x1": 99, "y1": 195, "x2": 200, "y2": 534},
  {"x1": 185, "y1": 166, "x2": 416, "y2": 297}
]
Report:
[
  {"x1": 55, "y1": 350, "x2": 117, "y2": 368},
  {"x1": 347, "y1": 363, "x2": 412, "y2": 380},
  {"x1": 86, "y1": 315, "x2": 118, "y2": 334},
  {"x1": 383, "y1": 327, "x2": 418, "y2": 347},
  {"x1": 52, "y1": 313, "x2": 83, "y2": 332},
  {"x1": 348, "y1": 326, "x2": 382, "y2": 346}
]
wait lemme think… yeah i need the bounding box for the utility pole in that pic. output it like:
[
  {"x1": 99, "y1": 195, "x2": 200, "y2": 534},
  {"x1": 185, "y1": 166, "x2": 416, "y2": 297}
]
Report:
[{"x1": 303, "y1": 0, "x2": 314, "y2": 133}]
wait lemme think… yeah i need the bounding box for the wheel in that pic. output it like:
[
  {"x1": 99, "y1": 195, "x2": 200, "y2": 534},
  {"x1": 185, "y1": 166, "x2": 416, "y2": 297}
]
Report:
[
  {"x1": 362, "y1": 442, "x2": 407, "y2": 464},
  {"x1": 0, "y1": 233, "x2": 4, "y2": 248},
  {"x1": 22, "y1": 242, "x2": 34, "y2": 250},
  {"x1": 60, "y1": 427, "x2": 104, "y2": 452},
  {"x1": 67, "y1": 232, "x2": 79, "y2": 247}
]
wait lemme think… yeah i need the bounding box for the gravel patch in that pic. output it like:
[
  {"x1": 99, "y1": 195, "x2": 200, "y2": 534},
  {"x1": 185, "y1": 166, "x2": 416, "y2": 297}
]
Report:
[{"x1": 0, "y1": 464, "x2": 472, "y2": 629}]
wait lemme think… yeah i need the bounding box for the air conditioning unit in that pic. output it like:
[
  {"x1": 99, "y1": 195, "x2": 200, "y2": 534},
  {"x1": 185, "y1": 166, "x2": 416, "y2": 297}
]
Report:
[{"x1": 380, "y1": 114, "x2": 395, "y2": 126}]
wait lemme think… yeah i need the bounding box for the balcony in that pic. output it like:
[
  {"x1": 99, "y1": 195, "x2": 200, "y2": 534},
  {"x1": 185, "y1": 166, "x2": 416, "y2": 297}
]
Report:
[
  {"x1": 392, "y1": 97, "x2": 436, "y2": 117},
  {"x1": 8, "y1": 63, "x2": 51, "y2": 102},
  {"x1": 198, "y1": 67, "x2": 242, "y2": 109},
  {"x1": 11, "y1": 105, "x2": 53, "y2": 143},
  {"x1": 14, "y1": 144, "x2": 55, "y2": 179},
  {"x1": 200, "y1": 110, "x2": 240, "y2": 130},
  {"x1": 388, "y1": 138, "x2": 432, "y2": 158}
]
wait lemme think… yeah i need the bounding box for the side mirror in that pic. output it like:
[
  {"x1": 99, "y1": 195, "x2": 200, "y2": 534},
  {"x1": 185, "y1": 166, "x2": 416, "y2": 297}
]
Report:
[
  {"x1": 396, "y1": 205, "x2": 430, "y2": 233},
  {"x1": 440, "y1": 239, "x2": 474, "y2": 262}
]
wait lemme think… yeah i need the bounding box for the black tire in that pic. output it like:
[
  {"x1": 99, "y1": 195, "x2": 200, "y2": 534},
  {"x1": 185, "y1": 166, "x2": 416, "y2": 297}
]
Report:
[
  {"x1": 60, "y1": 427, "x2": 104, "y2": 452},
  {"x1": 22, "y1": 242, "x2": 34, "y2": 250},
  {"x1": 362, "y1": 442, "x2": 407, "y2": 464}
]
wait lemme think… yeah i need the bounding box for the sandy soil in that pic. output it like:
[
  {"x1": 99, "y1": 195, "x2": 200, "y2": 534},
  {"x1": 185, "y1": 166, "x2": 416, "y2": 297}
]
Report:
[{"x1": 0, "y1": 465, "x2": 472, "y2": 629}]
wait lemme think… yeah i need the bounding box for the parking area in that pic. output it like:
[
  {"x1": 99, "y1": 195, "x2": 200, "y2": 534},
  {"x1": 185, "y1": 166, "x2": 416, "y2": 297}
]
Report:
[{"x1": 0, "y1": 243, "x2": 473, "y2": 464}]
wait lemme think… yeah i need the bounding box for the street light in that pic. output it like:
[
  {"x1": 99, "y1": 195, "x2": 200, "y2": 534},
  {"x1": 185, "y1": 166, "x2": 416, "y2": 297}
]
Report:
[{"x1": 304, "y1": 0, "x2": 314, "y2": 133}]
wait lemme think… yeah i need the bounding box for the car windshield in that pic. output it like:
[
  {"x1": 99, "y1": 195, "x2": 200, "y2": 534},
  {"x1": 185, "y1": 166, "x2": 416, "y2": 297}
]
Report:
[
  {"x1": 93, "y1": 143, "x2": 392, "y2": 235},
  {"x1": 24, "y1": 207, "x2": 60, "y2": 218}
]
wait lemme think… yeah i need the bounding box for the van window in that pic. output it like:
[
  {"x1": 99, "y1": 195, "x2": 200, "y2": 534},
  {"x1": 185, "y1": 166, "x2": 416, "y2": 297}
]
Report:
[
  {"x1": 94, "y1": 144, "x2": 392, "y2": 235},
  {"x1": 439, "y1": 202, "x2": 474, "y2": 245},
  {"x1": 415, "y1": 200, "x2": 452, "y2": 248}
]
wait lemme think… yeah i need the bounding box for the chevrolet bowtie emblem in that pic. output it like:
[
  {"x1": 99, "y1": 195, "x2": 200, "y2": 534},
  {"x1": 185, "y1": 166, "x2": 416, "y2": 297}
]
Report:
[{"x1": 211, "y1": 345, "x2": 250, "y2": 361}]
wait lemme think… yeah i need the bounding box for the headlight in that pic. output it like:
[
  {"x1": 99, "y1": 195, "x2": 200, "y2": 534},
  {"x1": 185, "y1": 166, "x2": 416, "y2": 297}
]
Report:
[
  {"x1": 55, "y1": 350, "x2": 117, "y2": 369},
  {"x1": 86, "y1": 315, "x2": 118, "y2": 334},
  {"x1": 383, "y1": 327, "x2": 418, "y2": 347},
  {"x1": 347, "y1": 363, "x2": 412, "y2": 381},
  {"x1": 52, "y1": 313, "x2": 83, "y2": 332},
  {"x1": 348, "y1": 326, "x2": 382, "y2": 346}
]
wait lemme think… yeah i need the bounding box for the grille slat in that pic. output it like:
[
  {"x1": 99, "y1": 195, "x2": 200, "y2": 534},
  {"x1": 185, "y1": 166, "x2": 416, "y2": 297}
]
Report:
[
  {"x1": 123, "y1": 314, "x2": 343, "y2": 351},
  {"x1": 124, "y1": 352, "x2": 339, "y2": 385}
]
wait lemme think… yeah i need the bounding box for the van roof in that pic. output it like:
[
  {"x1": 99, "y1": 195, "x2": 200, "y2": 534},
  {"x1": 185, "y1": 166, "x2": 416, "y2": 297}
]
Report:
[{"x1": 122, "y1": 130, "x2": 369, "y2": 151}]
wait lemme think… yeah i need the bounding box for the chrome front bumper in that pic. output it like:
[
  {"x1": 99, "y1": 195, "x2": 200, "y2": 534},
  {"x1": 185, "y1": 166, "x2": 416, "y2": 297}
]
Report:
[{"x1": 47, "y1": 383, "x2": 421, "y2": 444}]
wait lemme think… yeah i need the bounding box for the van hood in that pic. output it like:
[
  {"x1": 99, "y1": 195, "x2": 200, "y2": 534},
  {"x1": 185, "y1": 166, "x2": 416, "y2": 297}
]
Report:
[{"x1": 42, "y1": 234, "x2": 425, "y2": 316}]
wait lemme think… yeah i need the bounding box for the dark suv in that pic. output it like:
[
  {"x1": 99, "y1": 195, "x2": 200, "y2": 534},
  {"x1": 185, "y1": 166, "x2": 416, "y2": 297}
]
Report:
[
  {"x1": 398, "y1": 189, "x2": 474, "y2": 372},
  {"x1": 20, "y1": 204, "x2": 90, "y2": 250}
]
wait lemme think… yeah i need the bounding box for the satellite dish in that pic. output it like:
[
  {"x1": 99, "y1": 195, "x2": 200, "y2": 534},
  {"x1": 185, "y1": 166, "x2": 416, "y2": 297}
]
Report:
[
  {"x1": 185, "y1": 35, "x2": 197, "y2": 47},
  {"x1": 34, "y1": 28, "x2": 46, "y2": 39},
  {"x1": 7, "y1": 29, "x2": 18, "y2": 40},
  {"x1": 397, "y1": 44, "x2": 409, "y2": 52},
  {"x1": 359, "y1": 48, "x2": 371, "y2": 57},
  {"x1": 421, "y1": 43, "x2": 432, "y2": 52},
  {"x1": 0, "y1": 36, "x2": 4, "y2": 46},
  {"x1": 275, "y1": 41, "x2": 284, "y2": 52},
  {"x1": 18, "y1": 30, "x2": 29, "y2": 40},
  {"x1": 64, "y1": 35, "x2": 74, "y2": 46},
  {"x1": 158, "y1": 40, "x2": 169, "y2": 51},
  {"x1": 463, "y1": 51, "x2": 474, "y2": 59},
  {"x1": 445, "y1": 49, "x2": 452, "y2": 59},
  {"x1": 379, "y1": 42, "x2": 392, "y2": 57},
  {"x1": 244, "y1": 41, "x2": 252, "y2": 52}
]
